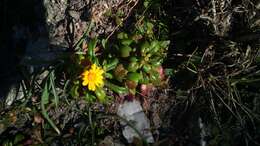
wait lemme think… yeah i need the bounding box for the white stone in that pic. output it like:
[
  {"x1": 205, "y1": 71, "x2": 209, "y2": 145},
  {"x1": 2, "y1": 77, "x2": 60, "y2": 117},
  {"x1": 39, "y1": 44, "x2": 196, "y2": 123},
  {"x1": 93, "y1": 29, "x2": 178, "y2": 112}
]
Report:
[{"x1": 117, "y1": 100, "x2": 154, "y2": 143}]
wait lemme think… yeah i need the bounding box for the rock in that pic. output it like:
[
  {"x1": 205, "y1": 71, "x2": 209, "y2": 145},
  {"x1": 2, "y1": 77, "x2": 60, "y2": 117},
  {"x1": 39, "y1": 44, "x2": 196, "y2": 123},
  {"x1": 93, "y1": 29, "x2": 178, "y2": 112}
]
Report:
[
  {"x1": 68, "y1": 10, "x2": 81, "y2": 20},
  {"x1": 117, "y1": 100, "x2": 154, "y2": 143},
  {"x1": 5, "y1": 84, "x2": 24, "y2": 106},
  {"x1": 44, "y1": 0, "x2": 67, "y2": 25},
  {"x1": 5, "y1": 85, "x2": 18, "y2": 106},
  {"x1": 43, "y1": 0, "x2": 69, "y2": 48}
]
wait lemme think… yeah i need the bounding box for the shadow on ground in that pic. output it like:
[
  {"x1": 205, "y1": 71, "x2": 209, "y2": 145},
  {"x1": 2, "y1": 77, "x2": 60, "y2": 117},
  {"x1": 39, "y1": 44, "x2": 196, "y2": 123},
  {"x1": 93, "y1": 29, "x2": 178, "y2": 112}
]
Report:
[{"x1": 0, "y1": 0, "x2": 47, "y2": 102}]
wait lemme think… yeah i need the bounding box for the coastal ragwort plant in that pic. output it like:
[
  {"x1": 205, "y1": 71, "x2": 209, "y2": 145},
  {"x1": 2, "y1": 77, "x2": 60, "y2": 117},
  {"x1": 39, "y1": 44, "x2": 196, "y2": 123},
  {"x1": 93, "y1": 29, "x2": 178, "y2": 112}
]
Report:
[{"x1": 70, "y1": 19, "x2": 170, "y2": 103}]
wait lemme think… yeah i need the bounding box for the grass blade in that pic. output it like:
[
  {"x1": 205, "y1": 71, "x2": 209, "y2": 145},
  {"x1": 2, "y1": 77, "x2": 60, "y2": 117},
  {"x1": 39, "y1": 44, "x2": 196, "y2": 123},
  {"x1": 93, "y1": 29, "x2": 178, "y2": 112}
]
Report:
[
  {"x1": 50, "y1": 71, "x2": 59, "y2": 107},
  {"x1": 41, "y1": 82, "x2": 60, "y2": 135}
]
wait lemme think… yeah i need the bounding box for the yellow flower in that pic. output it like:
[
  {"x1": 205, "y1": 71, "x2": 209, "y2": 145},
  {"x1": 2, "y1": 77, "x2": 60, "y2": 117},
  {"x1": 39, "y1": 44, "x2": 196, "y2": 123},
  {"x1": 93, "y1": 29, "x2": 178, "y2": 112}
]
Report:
[{"x1": 82, "y1": 64, "x2": 104, "y2": 91}]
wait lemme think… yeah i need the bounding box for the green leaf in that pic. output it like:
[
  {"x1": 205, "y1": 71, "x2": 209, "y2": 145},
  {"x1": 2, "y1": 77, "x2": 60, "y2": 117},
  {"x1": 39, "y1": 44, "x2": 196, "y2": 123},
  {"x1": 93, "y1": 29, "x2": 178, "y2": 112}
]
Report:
[
  {"x1": 116, "y1": 9, "x2": 124, "y2": 17},
  {"x1": 104, "y1": 58, "x2": 119, "y2": 71},
  {"x1": 127, "y1": 72, "x2": 142, "y2": 83},
  {"x1": 104, "y1": 72, "x2": 113, "y2": 79},
  {"x1": 101, "y1": 39, "x2": 107, "y2": 49},
  {"x1": 117, "y1": 32, "x2": 128, "y2": 39},
  {"x1": 140, "y1": 41, "x2": 150, "y2": 55},
  {"x1": 115, "y1": 16, "x2": 123, "y2": 26},
  {"x1": 41, "y1": 83, "x2": 60, "y2": 135},
  {"x1": 127, "y1": 62, "x2": 139, "y2": 72},
  {"x1": 105, "y1": 81, "x2": 128, "y2": 95},
  {"x1": 120, "y1": 45, "x2": 132, "y2": 58},
  {"x1": 160, "y1": 40, "x2": 170, "y2": 48},
  {"x1": 70, "y1": 85, "x2": 79, "y2": 98},
  {"x1": 129, "y1": 56, "x2": 138, "y2": 62},
  {"x1": 88, "y1": 38, "x2": 98, "y2": 60},
  {"x1": 3, "y1": 140, "x2": 13, "y2": 146},
  {"x1": 84, "y1": 92, "x2": 96, "y2": 102},
  {"x1": 165, "y1": 68, "x2": 174, "y2": 76},
  {"x1": 149, "y1": 70, "x2": 160, "y2": 83},
  {"x1": 150, "y1": 59, "x2": 163, "y2": 67},
  {"x1": 139, "y1": 73, "x2": 150, "y2": 84},
  {"x1": 42, "y1": 82, "x2": 49, "y2": 105},
  {"x1": 149, "y1": 40, "x2": 160, "y2": 53},
  {"x1": 50, "y1": 71, "x2": 59, "y2": 107},
  {"x1": 143, "y1": 64, "x2": 152, "y2": 73},
  {"x1": 14, "y1": 134, "x2": 25, "y2": 144},
  {"x1": 144, "y1": 1, "x2": 149, "y2": 8},
  {"x1": 146, "y1": 22, "x2": 154, "y2": 33},
  {"x1": 95, "y1": 88, "x2": 106, "y2": 103},
  {"x1": 121, "y1": 39, "x2": 133, "y2": 46},
  {"x1": 93, "y1": 57, "x2": 99, "y2": 65}
]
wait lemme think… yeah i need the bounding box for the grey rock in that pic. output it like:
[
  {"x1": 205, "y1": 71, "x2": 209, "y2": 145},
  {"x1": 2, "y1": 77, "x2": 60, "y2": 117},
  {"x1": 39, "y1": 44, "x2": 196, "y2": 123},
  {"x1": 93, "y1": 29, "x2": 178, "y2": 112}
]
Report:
[
  {"x1": 44, "y1": 0, "x2": 69, "y2": 48},
  {"x1": 68, "y1": 10, "x2": 81, "y2": 20},
  {"x1": 117, "y1": 100, "x2": 154, "y2": 143},
  {"x1": 5, "y1": 84, "x2": 24, "y2": 106},
  {"x1": 5, "y1": 85, "x2": 18, "y2": 106},
  {"x1": 44, "y1": 0, "x2": 67, "y2": 26}
]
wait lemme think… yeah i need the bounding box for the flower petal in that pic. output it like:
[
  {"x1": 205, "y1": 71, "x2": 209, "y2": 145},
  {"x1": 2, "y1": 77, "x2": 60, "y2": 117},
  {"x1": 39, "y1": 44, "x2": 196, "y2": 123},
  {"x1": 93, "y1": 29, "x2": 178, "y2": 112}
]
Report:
[
  {"x1": 88, "y1": 83, "x2": 96, "y2": 91},
  {"x1": 82, "y1": 80, "x2": 89, "y2": 86}
]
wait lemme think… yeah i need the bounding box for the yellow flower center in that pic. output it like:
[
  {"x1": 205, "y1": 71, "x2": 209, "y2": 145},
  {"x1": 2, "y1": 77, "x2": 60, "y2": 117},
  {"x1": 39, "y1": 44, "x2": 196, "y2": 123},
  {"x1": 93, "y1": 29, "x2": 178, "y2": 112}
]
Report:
[{"x1": 88, "y1": 72, "x2": 95, "y2": 81}]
